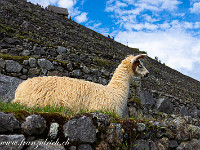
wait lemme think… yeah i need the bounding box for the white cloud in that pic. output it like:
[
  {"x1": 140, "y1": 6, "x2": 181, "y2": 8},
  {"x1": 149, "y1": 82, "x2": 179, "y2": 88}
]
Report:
[
  {"x1": 106, "y1": 0, "x2": 182, "y2": 13},
  {"x1": 105, "y1": 0, "x2": 128, "y2": 15},
  {"x1": 28, "y1": 0, "x2": 89, "y2": 21},
  {"x1": 160, "y1": 22, "x2": 170, "y2": 29},
  {"x1": 74, "y1": 12, "x2": 88, "y2": 23},
  {"x1": 194, "y1": 22, "x2": 200, "y2": 28},
  {"x1": 57, "y1": 0, "x2": 75, "y2": 9},
  {"x1": 183, "y1": 22, "x2": 193, "y2": 29},
  {"x1": 105, "y1": 1, "x2": 200, "y2": 81},
  {"x1": 27, "y1": 0, "x2": 57, "y2": 7},
  {"x1": 158, "y1": 0, "x2": 182, "y2": 11},
  {"x1": 114, "y1": 29, "x2": 200, "y2": 71},
  {"x1": 124, "y1": 23, "x2": 158, "y2": 31},
  {"x1": 105, "y1": 0, "x2": 183, "y2": 30},
  {"x1": 142, "y1": 14, "x2": 159, "y2": 23},
  {"x1": 190, "y1": 2, "x2": 200, "y2": 14},
  {"x1": 86, "y1": 22, "x2": 110, "y2": 36}
]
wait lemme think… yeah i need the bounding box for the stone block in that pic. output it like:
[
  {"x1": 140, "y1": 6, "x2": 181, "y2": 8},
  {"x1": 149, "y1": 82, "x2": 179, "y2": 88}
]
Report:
[
  {"x1": 0, "y1": 112, "x2": 20, "y2": 133},
  {"x1": 63, "y1": 116, "x2": 96, "y2": 143},
  {"x1": 22, "y1": 115, "x2": 46, "y2": 135},
  {"x1": 0, "y1": 134, "x2": 25, "y2": 150},
  {"x1": 38, "y1": 59, "x2": 54, "y2": 70},
  {"x1": 5, "y1": 60, "x2": 23, "y2": 73},
  {"x1": 0, "y1": 74, "x2": 23, "y2": 101}
]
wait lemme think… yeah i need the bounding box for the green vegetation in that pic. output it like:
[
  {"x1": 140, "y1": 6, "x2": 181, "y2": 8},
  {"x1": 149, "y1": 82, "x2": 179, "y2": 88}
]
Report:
[
  {"x1": 132, "y1": 82, "x2": 138, "y2": 87},
  {"x1": 0, "y1": 53, "x2": 30, "y2": 63},
  {"x1": 0, "y1": 101, "x2": 119, "y2": 120},
  {"x1": 0, "y1": 23, "x2": 57, "y2": 48},
  {"x1": 156, "y1": 112, "x2": 163, "y2": 116},
  {"x1": 0, "y1": 101, "x2": 73, "y2": 115},
  {"x1": 129, "y1": 47, "x2": 147, "y2": 54},
  {"x1": 94, "y1": 57, "x2": 117, "y2": 68},
  {"x1": 0, "y1": 24, "x2": 15, "y2": 33},
  {"x1": 129, "y1": 97, "x2": 141, "y2": 104}
]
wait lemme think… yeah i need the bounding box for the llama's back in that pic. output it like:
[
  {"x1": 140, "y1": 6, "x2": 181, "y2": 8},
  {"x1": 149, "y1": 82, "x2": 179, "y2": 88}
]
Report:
[{"x1": 13, "y1": 76, "x2": 108, "y2": 111}]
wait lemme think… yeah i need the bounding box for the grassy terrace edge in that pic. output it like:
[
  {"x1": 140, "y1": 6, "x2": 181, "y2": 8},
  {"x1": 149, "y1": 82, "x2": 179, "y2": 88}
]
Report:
[{"x1": 0, "y1": 101, "x2": 120, "y2": 121}]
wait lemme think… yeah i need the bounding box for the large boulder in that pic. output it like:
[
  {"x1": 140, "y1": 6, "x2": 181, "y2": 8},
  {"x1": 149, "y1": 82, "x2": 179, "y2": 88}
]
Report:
[
  {"x1": 0, "y1": 134, "x2": 25, "y2": 150},
  {"x1": 20, "y1": 21, "x2": 36, "y2": 31},
  {"x1": 57, "y1": 46, "x2": 67, "y2": 54},
  {"x1": 180, "y1": 106, "x2": 190, "y2": 117},
  {"x1": 28, "y1": 57, "x2": 37, "y2": 68},
  {"x1": 140, "y1": 90, "x2": 156, "y2": 108},
  {"x1": 32, "y1": 46, "x2": 46, "y2": 56},
  {"x1": 0, "y1": 112, "x2": 20, "y2": 133},
  {"x1": 0, "y1": 74, "x2": 23, "y2": 102},
  {"x1": 38, "y1": 59, "x2": 54, "y2": 71},
  {"x1": 21, "y1": 115, "x2": 46, "y2": 135},
  {"x1": 5, "y1": 60, "x2": 23, "y2": 73},
  {"x1": 176, "y1": 139, "x2": 200, "y2": 150},
  {"x1": 63, "y1": 116, "x2": 96, "y2": 143},
  {"x1": 157, "y1": 98, "x2": 174, "y2": 114}
]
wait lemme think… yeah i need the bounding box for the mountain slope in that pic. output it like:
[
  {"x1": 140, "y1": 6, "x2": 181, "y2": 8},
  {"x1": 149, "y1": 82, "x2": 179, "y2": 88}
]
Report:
[{"x1": 0, "y1": 0, "x2": 199, "y2": 111}]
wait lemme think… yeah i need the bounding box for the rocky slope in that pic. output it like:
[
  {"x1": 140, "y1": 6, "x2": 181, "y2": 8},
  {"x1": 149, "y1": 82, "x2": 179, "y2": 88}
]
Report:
[
  {"x1": 0, "y1": 0, "x2": 200, "y2": 149},
  {"x1": 1, "y1": 0, "x2": 200, "y2": 114}
]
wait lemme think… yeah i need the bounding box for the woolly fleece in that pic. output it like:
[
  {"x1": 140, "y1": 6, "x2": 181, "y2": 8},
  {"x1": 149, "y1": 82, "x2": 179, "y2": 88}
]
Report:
[{"x1": 13, "y1": 55, "x2": 148, "y2": 117}]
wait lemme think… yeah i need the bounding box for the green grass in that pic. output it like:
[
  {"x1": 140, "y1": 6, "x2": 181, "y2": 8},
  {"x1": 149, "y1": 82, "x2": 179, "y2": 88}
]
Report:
[
  {"x1": 0, "y1": 53, "x2": 30, "y2": 63},
  {"x1": 129, "y1": 97, "x2": 141, "y2": 104},
  {"x1": 0, "y1": 101, "x2": 73, "y2": 116},
  {"x1": 0, "y1": 101, "x2": 120, "y2": 120},
  {"x1": 0, "y1": 24, "x2": 15, "y2": 33},
  {"x1": 93, "y1": 57, "x2": 116, "y2": 68}
]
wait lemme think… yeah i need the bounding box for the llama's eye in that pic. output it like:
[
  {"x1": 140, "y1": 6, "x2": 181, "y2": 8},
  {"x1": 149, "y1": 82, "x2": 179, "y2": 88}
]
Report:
[{"x1": 138, "y1": 64, "x2": 142, "y2": 68}]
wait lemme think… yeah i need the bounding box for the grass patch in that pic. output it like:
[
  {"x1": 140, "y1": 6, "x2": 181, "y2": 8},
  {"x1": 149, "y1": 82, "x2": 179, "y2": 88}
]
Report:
[
  {"x1": 0, "y1": 53, "x2": 30, "y2": 63},
  {"x1": 0, "y1": 101, "x2": 120, "y2": 120},
  {"x1": 15, "y1": 35, "x2": 46, "y2": 46},
  {"x1": 93, "y1": 57, "x2": 116, "y2": 68},
  {"x1": 0, "y1": 24, "x2": 15, "y2": 33},
  {"x1": 129, "y1": 97, "x2": 141, "y2": 104},
  {"x1": 98, "y1": 109, "x2": 120, "y2": 121},
  {"x1": 129, "y1": 47, "x2": 147, "y2": 54},
  {"x1": 0, "y1": 101, "x2": 74, "y2": 117}
]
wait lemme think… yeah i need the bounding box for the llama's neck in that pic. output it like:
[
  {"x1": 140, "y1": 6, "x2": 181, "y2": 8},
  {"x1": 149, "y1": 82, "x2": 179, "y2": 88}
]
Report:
[{"x1": 107, "y1": 64, "x2": 133, "y2": 94}]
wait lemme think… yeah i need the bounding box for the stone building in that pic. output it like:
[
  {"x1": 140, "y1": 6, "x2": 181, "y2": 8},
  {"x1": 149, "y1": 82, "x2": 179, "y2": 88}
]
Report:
[{"x1": 48, "y1": 5, "x2": 69, "y2": 17}]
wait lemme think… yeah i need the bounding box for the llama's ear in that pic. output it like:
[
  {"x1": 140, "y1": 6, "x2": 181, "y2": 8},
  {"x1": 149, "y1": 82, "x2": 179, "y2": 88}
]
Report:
[{"x1": 131, "y1": 54, "x2": 147, "y2": 64}]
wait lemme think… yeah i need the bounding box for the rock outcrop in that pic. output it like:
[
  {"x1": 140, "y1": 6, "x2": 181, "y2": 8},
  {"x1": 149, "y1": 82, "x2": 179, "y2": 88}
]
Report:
[{"x1": 0, "y1": 74, "x2": 22, "y2": 101}]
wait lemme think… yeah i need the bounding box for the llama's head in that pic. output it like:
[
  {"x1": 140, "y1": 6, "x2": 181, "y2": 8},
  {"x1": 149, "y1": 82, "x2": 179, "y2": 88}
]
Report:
[{"x1": 131, "y1": 54, "x2": 149, "y2": 77}]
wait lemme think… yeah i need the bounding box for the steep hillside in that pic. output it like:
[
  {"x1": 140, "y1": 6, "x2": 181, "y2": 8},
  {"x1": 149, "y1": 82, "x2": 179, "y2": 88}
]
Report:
[
  {"x1": 0, "y1": 0, "x2": 200, "y2": 113},
  {"x1": 1, "y1": 0, "x2": 200, "y2": 149}
]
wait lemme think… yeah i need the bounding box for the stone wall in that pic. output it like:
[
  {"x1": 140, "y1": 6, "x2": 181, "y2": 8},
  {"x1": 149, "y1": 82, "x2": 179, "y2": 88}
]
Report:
[
  {"x1": 0, "y1": 0, "x2": 200, "y2": 116},
  {"x1": 0, "y1": 1, "x2": 200, "y2": 149},
  {"x1": 0, "y1": 111, "x2": 200, "y2": 150}
]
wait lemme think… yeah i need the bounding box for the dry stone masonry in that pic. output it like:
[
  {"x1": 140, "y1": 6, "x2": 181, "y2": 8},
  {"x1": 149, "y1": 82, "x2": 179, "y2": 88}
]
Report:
[
  {"x1": 0, "y1": 0, "x2": 200, "y2": 149},
  {"x1": 0, "y1": 112, "x2": 199, "y2": 149}
]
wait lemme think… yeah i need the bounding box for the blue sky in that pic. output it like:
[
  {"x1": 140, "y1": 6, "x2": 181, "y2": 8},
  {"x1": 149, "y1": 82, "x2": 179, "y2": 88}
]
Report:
[{"x1": 29, "y1": 0, "x2": 200, "y2": 81}]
